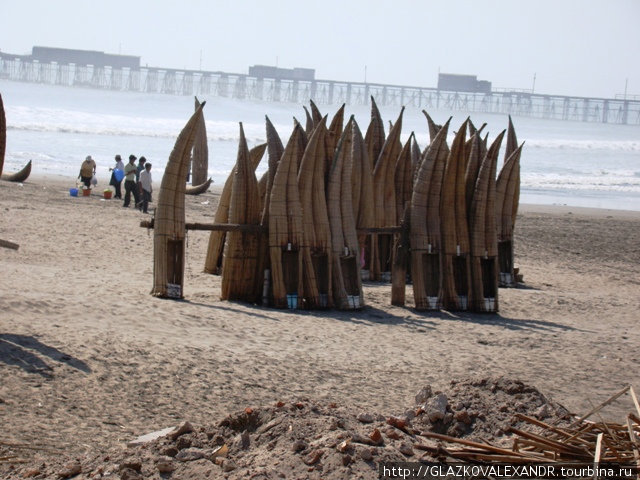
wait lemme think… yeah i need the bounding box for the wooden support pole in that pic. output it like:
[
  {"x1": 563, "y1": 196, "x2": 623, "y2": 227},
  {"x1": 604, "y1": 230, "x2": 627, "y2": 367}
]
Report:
[{"x1": 140, "y1": 219, "x2": 400, "y2": 235}]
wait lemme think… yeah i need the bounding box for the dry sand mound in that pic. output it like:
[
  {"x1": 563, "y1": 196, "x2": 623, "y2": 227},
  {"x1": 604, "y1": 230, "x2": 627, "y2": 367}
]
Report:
[{"x1": 4, "y1": 377, "x2": 569, "y2": 480}]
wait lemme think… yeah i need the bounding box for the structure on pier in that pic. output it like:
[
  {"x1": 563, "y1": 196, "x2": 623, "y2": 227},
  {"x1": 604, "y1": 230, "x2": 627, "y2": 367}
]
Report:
[{"x1": 1, "y1": 47, "x2": 638, "y2": 125}]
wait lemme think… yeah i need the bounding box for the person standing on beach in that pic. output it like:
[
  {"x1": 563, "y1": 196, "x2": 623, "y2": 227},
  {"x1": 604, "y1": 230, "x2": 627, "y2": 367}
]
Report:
[
  {"x1": 109, "y1": 154, "x2": 124, "y2": 199},
  {"x1": 136, "y1": 156, "x2": 146, "y2": 201},
  {"x1": 123, "y1": 154, "x2": 140, "y2": 208},
  {"x1": 138, "y1": 162, "x2": 153, "y2": 214},
  {"x1": 78, "y1": 155, "x2": 96, "y2": 188}
]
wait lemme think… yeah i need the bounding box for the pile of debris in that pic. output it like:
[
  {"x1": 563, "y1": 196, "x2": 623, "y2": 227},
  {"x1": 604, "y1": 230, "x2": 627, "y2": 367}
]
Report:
[{"x1": 2, "y1": 378, "x2": 636, "y2": 480}]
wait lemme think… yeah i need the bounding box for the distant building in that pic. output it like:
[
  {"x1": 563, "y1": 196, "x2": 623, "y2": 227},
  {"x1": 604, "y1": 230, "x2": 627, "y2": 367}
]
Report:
[
  {"x1": 19, "y1": 46, "x2": 141, "y2": 69},
  {"x1": 248, "y1": 65, "x2": 315, "y2": 81},
  {"x1": 438, "y1": 73, "x2": 492, "y2": 93}
]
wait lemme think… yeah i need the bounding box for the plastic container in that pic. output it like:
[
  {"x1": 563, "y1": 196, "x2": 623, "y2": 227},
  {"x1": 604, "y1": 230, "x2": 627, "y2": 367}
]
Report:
[
  {"x1": 103, "y1": 190, "x2": 112, "y2": 199},
  {"x1": 69, "y1": 188, "x2": 78, "y2": 197},
  {"x1": 82, "y1": 188, "x2": 91, "y2": 197}
]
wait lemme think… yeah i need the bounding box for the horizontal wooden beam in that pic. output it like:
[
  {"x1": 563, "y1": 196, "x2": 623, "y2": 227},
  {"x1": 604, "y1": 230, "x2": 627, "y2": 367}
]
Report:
[{"x1": 141, "y1": 219, "x2": 401, "y2": 235}]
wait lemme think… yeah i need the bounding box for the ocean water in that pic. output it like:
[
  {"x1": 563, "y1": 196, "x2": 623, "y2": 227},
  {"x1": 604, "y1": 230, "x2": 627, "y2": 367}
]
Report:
[{"x1": 2, "y1": 80, "x2": 640, "y2": 211}]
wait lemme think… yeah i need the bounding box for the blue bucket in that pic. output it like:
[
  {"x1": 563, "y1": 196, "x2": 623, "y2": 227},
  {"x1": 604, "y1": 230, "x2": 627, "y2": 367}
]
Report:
[{"x1": 69, "y1": 188, "x2": 78, "y2": 197}]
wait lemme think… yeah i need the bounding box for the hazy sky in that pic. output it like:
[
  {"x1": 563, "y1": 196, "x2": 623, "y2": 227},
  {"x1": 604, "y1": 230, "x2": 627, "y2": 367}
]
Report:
[{"x1": 1, "y1": 0, "x2": 638, "y2": 99}]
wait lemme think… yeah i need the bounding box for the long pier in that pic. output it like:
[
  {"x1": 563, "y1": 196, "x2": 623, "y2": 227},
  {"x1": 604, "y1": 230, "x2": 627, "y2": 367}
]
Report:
[{"x1": 1, "y1": 57, "x2": 638, "y2": 125}]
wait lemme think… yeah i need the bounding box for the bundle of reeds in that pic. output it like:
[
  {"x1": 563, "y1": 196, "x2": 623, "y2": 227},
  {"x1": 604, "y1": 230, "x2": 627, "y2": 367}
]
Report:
[
  {"x1": 268, "y1": 124, "x2": 305, "y2": 309},
  {"x1": 203, "y1": 143, "x2": 266, "y2": 274},
  {"x1": 151, "y1": 104, "x2": 204, "y2": 298},
  {"x1": 410, "y1": 134, "x2": 422, "y2": 181},
  {"x1": 468, "y1": 131, "x2": 504, "y2": 312},
  {"x1": 328, "y1": 116, "x2": 363, "y2": 309},
  {"x1": 185, "y1": 177, "x2": 212, "y2": 195},
  {"x1": 191, "y1": 96, "x2": 209, "y2": 186},
  {"x1": 298, "y1": 117, "x2": 333, "y2": 309},
  {"x1": 410, "y1": 119, "x2": 451, "y2": 310},
  {"x1": 220, "y1": 123, "x2": 262, "y2": 302},
  {"x1": 440, "y1": 119, "x2": 471, "y2": 311},
  {"x1": 371, "y1": 107, "x2": 405, "y2": 281}
]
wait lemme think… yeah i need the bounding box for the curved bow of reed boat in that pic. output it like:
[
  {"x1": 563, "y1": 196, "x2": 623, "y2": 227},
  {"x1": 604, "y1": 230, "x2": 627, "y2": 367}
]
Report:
[{"x1": 1, "y1": 160, "x2": 32, "y2": 183}]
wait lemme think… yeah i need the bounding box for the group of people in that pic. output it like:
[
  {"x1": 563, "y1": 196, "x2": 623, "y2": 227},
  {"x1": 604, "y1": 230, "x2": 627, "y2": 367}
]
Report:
[{"x1": 79, "y1": 154, "x2": 153, "y2": 213}]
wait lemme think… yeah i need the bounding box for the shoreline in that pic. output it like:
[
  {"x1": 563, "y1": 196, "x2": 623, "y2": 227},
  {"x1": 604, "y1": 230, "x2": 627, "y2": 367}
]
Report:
[{"x1": 25, "y1": 172, "x2": 640, "y2": 219}]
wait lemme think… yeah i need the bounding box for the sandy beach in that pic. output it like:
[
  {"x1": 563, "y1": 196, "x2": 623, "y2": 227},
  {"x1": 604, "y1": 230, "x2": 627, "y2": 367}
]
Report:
[{"x1": 1, "y1": 174, "x2": 639, "y2": 478}]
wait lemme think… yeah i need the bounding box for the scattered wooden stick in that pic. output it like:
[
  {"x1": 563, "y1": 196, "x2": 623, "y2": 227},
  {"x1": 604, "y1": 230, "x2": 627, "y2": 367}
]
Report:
[
  {"x1": 569, "y1": 385, "x2": 630, "y2": 428},
  {"x1": 0, "y1": 239, "x2": 19, "y2": 250},
  {"x1": 630, "y1": 386, "x2": 640, "y2": 419}
]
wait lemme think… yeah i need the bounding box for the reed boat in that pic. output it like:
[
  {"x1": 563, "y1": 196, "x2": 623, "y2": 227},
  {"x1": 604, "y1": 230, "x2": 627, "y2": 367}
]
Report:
[
  {"x1": 309, "y1": 99, "x2": 323, "y2": 126},
  {"x1": 395, "y1": 132, "x2": 415, "y2": 224},
  {"x1": 1, "y1": 160, "x2": 32, "y2": 183},
  {"x1": 185, "y1": 177, "x2": 213, "y2": 195},
  {"x1": 302, "y1": 105, "x2": 314, "y2": 135},
  {"x1": 297, "y1": 117, "x2": 333, "y2": 308},
  {"x1": 422, "y1": 110, "x2": 441, "y2": 143},
  {"x1": 468, "y1": 131, "x2": 504, "y2": 312},
  {"x1": 203, "y1": 143, "x2": 266, "y2": 274},
  {"x1": 325, "y1": 103, "x2": 345, "y2": 167},
  {"x1": 410, "y1": 119, "x2": 451, "y2": 310},
  {"x1": 362, "y1": 96, "x2": 385, "y2": 278},
  {"x1": 328, "y1": 118, "x2": 363, "y2": 309},
  {"x1": 371, "y1": 107, "x2": 404, "y2": 281},
  {"x1": 496, "y1": 142, "x2": 523, "y2": 287},
  {"x1": 268, "y1": 124, "x2": 305, "y2": 309},
  {"x1": 151, "y1": 104, "x2": 204, "y2": 298},
  {"x1": 464, "y1": 132, "x2": 487, "y2": 216},
  {"x1": 364, "y1": 96, "x2": 385, "y2": 169},
  {"x1": 220, "y1": 123, "x2": 262, "y2": 302},
  {"x1": 254, "y1": 116, "x2": 286, "y2": 302},
  {"x1": 190, "y1": 97, "x2": 209, "y2": 186},
  {"x1": 0, "y1": 93, "x2": 5, "y2": 177},
  {"x1": 410, "y1": 134, "x2": 422, "y2": 181},
  {"x1": 349, "y1": 119, "x2": 374, "y2": 277},
  {"x1": 440, "y1": 119, "x2": 471, "y2": 311}
]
